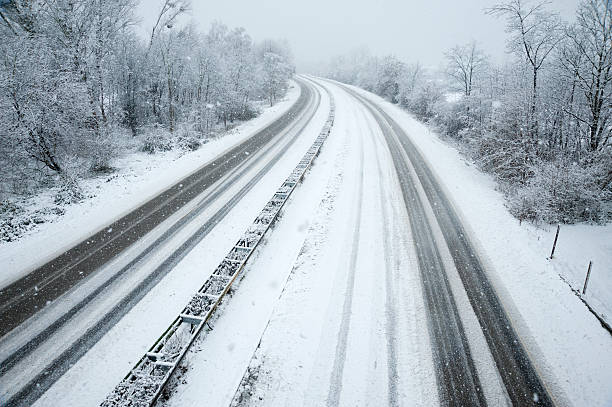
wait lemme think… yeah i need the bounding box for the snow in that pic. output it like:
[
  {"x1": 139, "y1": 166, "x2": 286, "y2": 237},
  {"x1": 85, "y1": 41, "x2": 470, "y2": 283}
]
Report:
[
  {"x1": 444, "y1": 91, "x2": 463, "y2": 103},
  {"x1": 531, "y1": 223, "x2": 612, "y2": 325},
  {"x1": 348, "y1": 83, "x2": 612, "y2": 407},
  {"x1": 17, "y1": 76, "x2": 612, "y2": 407},
  {"x1": 0, "y1": 82, "x2": 301, "y2": 290},
  {"x1": 31, "y1": 79, "x2": 327, "y2": 407},
  {"x1": 165, "y1": 79, "x2": 439, "y2": 406}
]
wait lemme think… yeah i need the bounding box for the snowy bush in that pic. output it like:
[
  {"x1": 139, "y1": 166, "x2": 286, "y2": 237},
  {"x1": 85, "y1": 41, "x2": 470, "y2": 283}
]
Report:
[
  {"x1": 433, "y1": 97, "x2": 471, "y2": 139},
  {"x1": 89, "y1": 126, "x2": 125, "y2": 173},
  {"x1": 177, "y1": 136, "x2": 202, "y2": 152},
  {"x1": 405, "y1": 82, "x2": 444, "y2": 122},
  {"x1": 140, "y1": 130, "x2": 174, "y2": 155},
  {"x1": 234, "y1": 103, "x2": 260, "y2": 122},
  {"x1": 173, "y1": 122, "x2": 203, "y2": 152},
  {"x1": 507, "y1": 159, "x2": 609, "y2": 224},
  {"x1": 54, "y1": 174, "x2": 85, "y2": 205},
  {"x1": 0, "y1": 200, "x2": 23, "y2": 218},
  {"x1": 0, "y1": 201, "x2": 65, "y2": 242}
]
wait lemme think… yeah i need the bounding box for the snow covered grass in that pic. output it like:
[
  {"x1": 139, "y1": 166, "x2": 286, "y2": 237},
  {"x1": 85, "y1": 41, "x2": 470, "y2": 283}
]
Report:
[
  {"x1": 350, "y1": 84, "x2": 612, "y2": 407},
  {"x1": 0, "y1": 83, "x2": 300, "y2": 289},
  {"x1": 529, "y1": 223, "x2": 612, "y2": 325}
]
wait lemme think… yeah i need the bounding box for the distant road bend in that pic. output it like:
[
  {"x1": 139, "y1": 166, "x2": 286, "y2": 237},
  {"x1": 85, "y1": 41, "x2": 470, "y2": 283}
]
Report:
[{"x1": 0, "y1": 77, "x2": 322, "y2": 406}]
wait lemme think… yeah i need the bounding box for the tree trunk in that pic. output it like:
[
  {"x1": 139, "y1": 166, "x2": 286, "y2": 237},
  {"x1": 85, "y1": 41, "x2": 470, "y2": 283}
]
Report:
[{"x1": 531, "y1": 67, "x2": 539, "y2": 140}]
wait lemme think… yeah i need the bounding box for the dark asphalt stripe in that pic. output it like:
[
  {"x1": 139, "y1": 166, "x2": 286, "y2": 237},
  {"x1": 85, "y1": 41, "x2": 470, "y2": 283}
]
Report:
[
  {"x1": 346, "y1": 84, "x2": 554, "y2": 406},
  {"x1": 3, "y1": 81, "x2": 322, "y2": 407},
  {"x1": 340, "y1": 84, "x2": 487, "y2": 407}
]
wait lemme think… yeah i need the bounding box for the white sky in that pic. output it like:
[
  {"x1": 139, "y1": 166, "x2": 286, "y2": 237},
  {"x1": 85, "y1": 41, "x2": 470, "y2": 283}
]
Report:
[{"x1": 135, "y1": 0, "x2": 581, "y2": 71}]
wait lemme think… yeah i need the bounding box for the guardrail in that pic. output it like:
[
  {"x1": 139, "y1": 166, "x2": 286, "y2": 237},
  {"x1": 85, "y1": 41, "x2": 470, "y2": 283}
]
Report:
[{"x1": 102, "y1": 93, "x2": 335, "y2": 407}]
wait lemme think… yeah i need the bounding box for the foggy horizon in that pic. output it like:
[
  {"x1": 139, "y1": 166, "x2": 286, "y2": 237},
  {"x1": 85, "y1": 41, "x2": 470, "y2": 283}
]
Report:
[{"x1": 136, "y1": 0, "x2": 581, "y2": 71}]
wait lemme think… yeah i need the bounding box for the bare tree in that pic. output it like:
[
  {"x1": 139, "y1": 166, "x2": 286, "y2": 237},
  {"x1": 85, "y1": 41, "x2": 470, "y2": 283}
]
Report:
[
  {"x1": 147, "y1": 0, "x2": 191, "y2": 132},
  {"x1": 91, "y1": 0, "x2": 137, "y2": 123},
  {"x1": 147, "y1": 0, "x2": 190, "y2": 53},
  {"x1": 488, "y1": 0, "x2": 563, "y2": 137},
  {"x1": 445, "y1": 41, "x2": 487, "y2": 97},
  {"x1": 561, "y1": 0, "x2": 612, "y2": 152}
]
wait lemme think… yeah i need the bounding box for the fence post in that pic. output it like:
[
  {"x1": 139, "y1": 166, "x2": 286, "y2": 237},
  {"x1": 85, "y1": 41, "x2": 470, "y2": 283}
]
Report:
[
  {"x1": 549, "y1": 225, "x2": 560, "y2": 259},
  {"x1": 582, "y1": 261, "x2": 593, "y2": 295}
]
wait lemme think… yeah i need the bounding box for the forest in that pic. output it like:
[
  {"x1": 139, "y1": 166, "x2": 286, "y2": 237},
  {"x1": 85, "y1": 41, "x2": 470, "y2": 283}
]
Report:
[
  {"x1": 327, "y1": 0, "x2": 612, "y2": 224},
  {"x1": 0, "y1": 0, "x2": 293, "y2": 204}
]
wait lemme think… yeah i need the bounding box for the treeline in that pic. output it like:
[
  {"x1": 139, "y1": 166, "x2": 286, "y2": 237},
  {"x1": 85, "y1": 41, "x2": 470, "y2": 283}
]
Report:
[
  {"x1": 0, "y1": 0, "x2": 293, "y2": 199},
  {"x1": 327, "y1": 0, "x2": 611, "y2": 224}
]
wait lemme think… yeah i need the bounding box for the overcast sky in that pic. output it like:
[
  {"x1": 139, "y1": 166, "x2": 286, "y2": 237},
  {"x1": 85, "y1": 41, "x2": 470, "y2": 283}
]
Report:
[{"x1": 136, "y1": 0, "x2": 581, "y2": 71}]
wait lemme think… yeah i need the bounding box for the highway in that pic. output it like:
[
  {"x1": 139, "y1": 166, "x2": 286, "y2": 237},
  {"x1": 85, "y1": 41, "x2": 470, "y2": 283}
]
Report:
[
  {"x1": 0, "y1": 78, "x2": 322, "y2": 407},
  {"x1": 0, "y1": 76, "x2": 558, "y2": 407}
]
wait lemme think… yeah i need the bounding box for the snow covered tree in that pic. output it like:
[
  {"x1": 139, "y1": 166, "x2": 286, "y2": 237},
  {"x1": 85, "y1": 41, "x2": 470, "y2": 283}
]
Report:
[
  {"x1": 445, "y1": 42, "x2": 487, "y2": 97},
  {"x1": 488, "y1": 0, "x2": 563, "y2": 138},
  {"x1": 397, "y1": 62, "x2": 423, "y2": 107},
  {"x1": 561, "y1": 0, "x2": 612, "y2": 152},
  {"x1": 0, "y1": 0, "x2": 294, "y2": 200},
  {"x1": 324, "y1": 0, "x2": 611, "y2": 223},
  {"x1": 375, "y1": 55, "x2": 405, "y2": 103},
  {"x1": 261, "y1": 51, "x2": 291, "y2": 106}
]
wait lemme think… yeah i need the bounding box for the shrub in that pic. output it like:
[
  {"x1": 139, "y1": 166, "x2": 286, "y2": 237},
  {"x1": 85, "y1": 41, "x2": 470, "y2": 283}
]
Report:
[
  {"x1": 507, "y1": 159, "x2": 608, "y2": 224},
  {"x1": 177, "y1": 136, "x2": 202, "y2": 151},
  {"x1": 141, "y1": 133, "x2": 173, "y2": 154},
  {"x1": 54, "y1": 174, "x2": 85, "y2": 205},
  {"x1": 89, "y1": 126, "x2": 125, "y2": 173}
]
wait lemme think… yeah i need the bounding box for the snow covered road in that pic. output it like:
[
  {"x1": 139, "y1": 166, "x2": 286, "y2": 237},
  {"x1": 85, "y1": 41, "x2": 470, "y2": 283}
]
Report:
[
  {"x1": 160, "y1": 77, "x2": 438, "y2": 407},
  {"x1": 158, "y1": 78, "x2": 611, "y2": 407},
  {"x1": 0, "y1": 80, "x2": 313, "y2": 338},
  {"x1": 342, "y1": 83, "x2": 547, "y2": 406},
  {"x1": 0, "y1": 78, "x2": 326, "y2": 406},
  {"x1": 3, "y1": 75, "x2": 611, "y2": 407},
  {"x1": 216, "y1": 79, "x2": 509, "y2": 406}
]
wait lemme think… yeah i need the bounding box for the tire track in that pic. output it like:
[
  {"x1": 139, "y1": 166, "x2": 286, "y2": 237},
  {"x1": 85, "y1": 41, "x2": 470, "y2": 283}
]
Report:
[
  {"x1": 0, "y1": 80, "x2": 312, "y2": 339},
  {"x1": 340, "y1": 82, "x2": 554, "y2": 406},
  {"x1": 325, "y1": 101, "x2": 365, "y2": 407},
  {"x1": 366, "y1": 110, "x2": 400, "y2": 407},
  {"x1": 0, "y1": 85, "x2": 315, "y2": 378},
  {"x1": 337, "y1": 83, "x2": 487, "y2": 406}
]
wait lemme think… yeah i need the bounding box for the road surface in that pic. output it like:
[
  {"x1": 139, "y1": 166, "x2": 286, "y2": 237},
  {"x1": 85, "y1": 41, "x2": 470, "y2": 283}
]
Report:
[
  {"x1": 164, "y1": 77, "x2": 554, "y2": 407},
  {"x1": 0, "y1": 76, "x2": 558, "y2": 407},
  {"x1": 0, "y1": 78, "x2": 323, "y2": 407}
]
